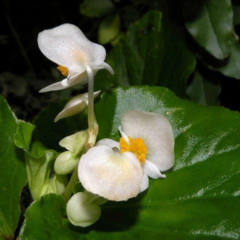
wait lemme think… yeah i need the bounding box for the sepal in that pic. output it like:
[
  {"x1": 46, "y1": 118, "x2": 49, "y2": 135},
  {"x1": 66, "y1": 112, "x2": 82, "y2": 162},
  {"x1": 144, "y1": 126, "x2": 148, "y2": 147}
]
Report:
[{"x1": 59, "y1": 130, "x2": 88, "y2": 157}]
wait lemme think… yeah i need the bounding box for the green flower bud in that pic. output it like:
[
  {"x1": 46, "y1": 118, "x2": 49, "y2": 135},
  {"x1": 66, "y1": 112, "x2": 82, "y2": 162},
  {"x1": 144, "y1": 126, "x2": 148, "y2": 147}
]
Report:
[
  {"x1": 54, "y1": 151, "x2": 79, "y2": 175},
  {"x1": 66, "y1": 192, "x2": 101, "y2": 227}
]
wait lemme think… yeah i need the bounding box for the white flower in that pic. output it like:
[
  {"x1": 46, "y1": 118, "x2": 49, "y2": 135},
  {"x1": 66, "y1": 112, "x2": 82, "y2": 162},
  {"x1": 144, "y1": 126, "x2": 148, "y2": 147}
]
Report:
[
  {"x1": 54, "y1": 91, "x2": 100, "y2": 122},
  {"x1": 38, "y1": 24, "x2": 114, "y2": 92},
  {"x1": 78, "y1": 110, "x2": 174, "y2": 201}
]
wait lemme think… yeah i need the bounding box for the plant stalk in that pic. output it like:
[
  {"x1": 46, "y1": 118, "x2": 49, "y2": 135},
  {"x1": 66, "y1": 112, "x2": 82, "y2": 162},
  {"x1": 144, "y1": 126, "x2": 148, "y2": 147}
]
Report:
[{"x1": 63, "y1": 66, "x2": 98, "y2": 202}]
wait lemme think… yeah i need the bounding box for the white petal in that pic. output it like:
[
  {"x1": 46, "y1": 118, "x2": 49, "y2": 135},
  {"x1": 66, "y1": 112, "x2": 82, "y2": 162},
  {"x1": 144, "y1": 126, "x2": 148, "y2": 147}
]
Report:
[
  {"x1": 55, "y1": 102, "x2": 87, "y2": 122},
  {"x1": 54, "y1": 91, "x2": 100, "y2": 122},
  {"x1": 39, "y1": 71, "x2": 88, "y2": 93},
  {"x1": 38, "y1": 24, "x2": 106, "y2": 75},
  {"x1": 140, "y1": 172, "x2": 149, "y2": 193},
  {"x1": 78, "y1": 145, "x2": 143, "y2": 201},
  {"x1": 66, "y1": 192, "x2": 101, "y2": 227},
  {"x1": 143, "y1": 160, "x2": 166, "y2": 179},
  {"x1": 39, "y1": 81, "x2": 65, "y2": 93},
  {"x1": 94, "y1": 62, "x2": 114, "y2": 75},
  {"x1": 122, "y1": 111, "x2": 174, "y2": 171},
  {"x1": 96, "y1": 139, "x2": 119, "y2": 149},
  {"x1": 118, "y1": 126, "x2": 129, "y2": 143}
]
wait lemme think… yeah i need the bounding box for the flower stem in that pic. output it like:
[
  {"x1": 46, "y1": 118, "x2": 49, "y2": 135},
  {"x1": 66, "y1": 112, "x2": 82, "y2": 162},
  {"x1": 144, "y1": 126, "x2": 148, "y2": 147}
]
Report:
[
  {"x1": 86, "y1": 66, "x2": 98, "y2": 149},
  {"x1": 62, "y1": 167, "x2": 78, "y2": 202}
]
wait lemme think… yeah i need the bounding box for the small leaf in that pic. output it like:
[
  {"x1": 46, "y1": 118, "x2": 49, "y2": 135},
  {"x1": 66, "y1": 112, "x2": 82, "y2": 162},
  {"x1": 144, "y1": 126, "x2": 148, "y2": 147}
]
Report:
[
  {"x1": 186, "y1": 72, "x2": 221, "y2": 106},
  {"x1": 185, "y1": 0, "x2": 233, "y2": 59},
  {"x1": 80, "y1": 0, "x2": 115, "y2": 18},
  {"x1": 0, "y1": 95, "x2": 27, "y2": 240},
  {"x1": 15, "y1": 120, "x2": 67, "y2": 200},
  {"x1": 14, "y1": 120, "x2": 35, "y2": 151},
  {"x1": 98, "y1": 14, "x2": 121, "y2": 44}
]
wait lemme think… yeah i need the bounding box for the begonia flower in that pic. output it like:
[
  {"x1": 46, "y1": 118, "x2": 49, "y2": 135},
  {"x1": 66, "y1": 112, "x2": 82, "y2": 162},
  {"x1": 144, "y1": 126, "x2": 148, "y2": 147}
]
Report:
[
  {"x1": 78, "y1": 110, "x2": 174, "y2": 201},
  {"x1": 37, "y1": 23, "x2": 113, "y2": 92}
]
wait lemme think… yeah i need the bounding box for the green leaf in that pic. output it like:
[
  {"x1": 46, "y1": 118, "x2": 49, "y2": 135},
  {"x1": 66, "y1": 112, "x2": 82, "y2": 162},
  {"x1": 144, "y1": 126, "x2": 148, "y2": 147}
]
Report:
[
  {"x1": 15, "y1": 121, "x2": 67, "y2": 201},
  {"x1": 0, "y1": 96, "x2": 27, "y2": 240},
  {"x1": 216, "y1": 36, "x2": 240, "y2": 79},
  {"x1": 22, "y1": 87, "x2": 240, "y2": 239},
  {"x1": 186, "y1": 72, "x2": 221, "y2": 106},
  {"x1": 204, "y1": 36, "x2": 240, "y2": 79},
  {"x1": 19, "y1": 194, "x2": 67, "y2": 240},
  {"x1": 95, "y1": 11, "x2": 196, "y2": 97},
  {"x1": 14, "y1": 120, "x2": 35, "y2": 151},
  {"x1": 79, "y1": 0, "x2": 115, "y2": 18},
  {"x1": 185, "y1": 0, "x2": 233, "y2": 59},
  {"x1": 98, "y1": 14, "x2": 121, "y2": 44}
]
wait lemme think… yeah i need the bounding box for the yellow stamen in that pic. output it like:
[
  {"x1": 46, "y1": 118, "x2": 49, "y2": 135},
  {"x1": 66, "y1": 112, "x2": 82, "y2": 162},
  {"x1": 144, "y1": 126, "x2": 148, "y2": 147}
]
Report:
[
  {"x1": 57, "y1": 65, "x2": 69, "y2": 77},
  {"x1": 119, "y1": 137, "x2": 148, "y2": 165}
]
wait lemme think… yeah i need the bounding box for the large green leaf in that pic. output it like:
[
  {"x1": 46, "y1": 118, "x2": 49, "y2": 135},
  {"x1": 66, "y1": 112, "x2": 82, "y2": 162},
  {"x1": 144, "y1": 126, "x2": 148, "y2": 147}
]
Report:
[
  {"x1": 20, "y1": 87, "x2": 240, "y2": 239},
  {"x1": 185, "y1": 0, "x2": 233, "y2": 59},
  {"x1": 186, "y1": 72, "x2": 221, "y2": 106},
  {"x1": 95, "y1": 11, "x2": 196, "y2": 97},
  {"x1": 0, "y1": 96, "x2": 27, "y2": 240}
]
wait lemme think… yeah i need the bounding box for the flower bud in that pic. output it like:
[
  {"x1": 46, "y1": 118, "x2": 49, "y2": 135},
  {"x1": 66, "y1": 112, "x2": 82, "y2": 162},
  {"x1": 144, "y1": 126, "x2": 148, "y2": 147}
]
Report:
[
  {"x1": 54, "y1": 151, "x2": 79, "y2": 175},
  {"x1": 66, "y1": 192, "x2": 101, "y2": 227},
  {"x1": 54, "y1": 91, "x2": 100, "y2": 122}
]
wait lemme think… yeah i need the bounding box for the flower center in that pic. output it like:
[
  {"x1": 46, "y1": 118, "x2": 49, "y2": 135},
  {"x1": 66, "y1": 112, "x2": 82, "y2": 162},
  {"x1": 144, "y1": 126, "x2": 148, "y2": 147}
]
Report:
[
  {"x1": 57, "y1": 65, "x2": 69, "y2": 77},
  {"x1": 119, "y1": 137, "x2": 148, "y2": 165}
]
